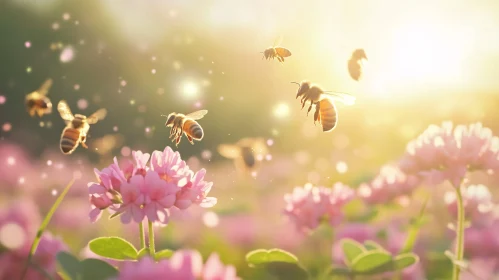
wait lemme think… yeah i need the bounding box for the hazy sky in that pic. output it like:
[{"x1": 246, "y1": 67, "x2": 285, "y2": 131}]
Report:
[{"x1": 12, "y1": 0, "x2": 499, "y2": 98}]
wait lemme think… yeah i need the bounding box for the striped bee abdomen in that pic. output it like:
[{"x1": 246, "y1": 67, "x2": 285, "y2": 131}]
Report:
[
  {"x1": 184, "y1": 119, "x2": 204, "y2": 140},
  {"x1": 60, "y1": 128, "x2": 80, "y2": 154},
  {"x1": 319, "y1": 98, "x2": 338, "y2": 132}
]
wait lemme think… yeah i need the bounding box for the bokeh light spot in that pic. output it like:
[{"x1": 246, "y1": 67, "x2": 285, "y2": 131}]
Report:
[
  {"x1": 202, "y1": 211, "x2": 219, "y2": 228},
  {"x1": 0, "y1": 223, "x2": 26, "y2": 250}
]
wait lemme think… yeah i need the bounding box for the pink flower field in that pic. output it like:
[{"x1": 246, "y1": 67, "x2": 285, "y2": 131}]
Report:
[{"x1": 1, "y1": 1, "x2": 499, "y2": 279}]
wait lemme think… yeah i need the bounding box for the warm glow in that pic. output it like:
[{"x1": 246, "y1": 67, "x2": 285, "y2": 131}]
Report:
[
  {"x1": 273, "y1": 103, "x2": 290, "y2": 119},
  {"x1": 180, "y1": 80, "x2": 200, "y2": 100}
]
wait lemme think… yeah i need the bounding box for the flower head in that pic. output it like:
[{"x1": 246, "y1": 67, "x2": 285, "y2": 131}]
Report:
[
  {"x1": 400, "y1": 122, "x2": 499, "y2": 187},
  {"x1": 87, "y1": 146, "x2": 216, "y2": 225},
  {"x1": 112, "y1": 250, "x2": 240, "y2": 280},
  {"x1": 358, "y1": 164, "x2": 421, "y2": 205},
  {"x1": 444, "y1": 184, "x2": 495, "y2": 225},
  {"x1": 283, "y1": 183, "x2": 354, "y2": 232}
]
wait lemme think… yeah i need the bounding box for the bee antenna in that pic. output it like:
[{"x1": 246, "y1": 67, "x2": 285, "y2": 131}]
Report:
[
  {"x1": 160, "y1": 114, "x2": 169, "y2": 117},
  {"x1": 290, "y1": 82, "x2": 300, "y2": 86}
]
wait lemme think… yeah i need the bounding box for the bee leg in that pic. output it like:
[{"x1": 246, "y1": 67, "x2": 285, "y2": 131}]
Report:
[
  {"x1": 187, "y1": 135, "x2": 194, "y2": 145},
  {"x1": 81, "y1": 136, "x2": 88, "y2": 149},
  {"x1": 176, "y1": 135, "x2": 182, "y2": 146},
  {"x1": 301, "y1": 98, "x2": 309, "y2": 109},
  {"x1": 307, "y1": 102, "x2": 313, "y2": 116}
]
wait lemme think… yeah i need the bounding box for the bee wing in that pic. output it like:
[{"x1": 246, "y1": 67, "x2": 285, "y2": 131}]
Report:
[
  {"x1": 87, "y1": 108, "x2": 108, "y2": 124},
  {"x1": 323, "y1": 91, "x2": 356, "y2": 106},
  {"x1": 57, "y1": 100, "x2": 74, "y2": 121},
  {"x1": 273, "y1": 35, "x2": 283, "y2": 47},
  {"x1": 217, "y1": 144, "x2": 241, "y2": 159},
  {"x1": 37, "y1": 78, "x2": 53, "y2": 96},
  {"x1": 275, "y1": 47, "x2": 291, "y2": 57},
  {"x1": 185, "y1": 110, "x2": 208, "y2": 120},
  {"x1": 352, "y1": 49, "x2": 368, "y2": 61},
  {"x1": 319, "y1": 98, "x2": 338, "y2": 132}
]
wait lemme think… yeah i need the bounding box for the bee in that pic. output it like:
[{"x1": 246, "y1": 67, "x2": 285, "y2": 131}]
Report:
[
  {"x1": 348, "y1": 48, "x2": 368, "y2": 81},
  {"x1": 261, "y1": 37, "x2": 292, "y2": 62},
  {"x1": 292, "y1": 81, "x2": 355, "y2": 132},
  {"x1": 162, "y1": 110, "x2": 208, "y2": 146},
  {"x1": 25, "y1": 79, "x2": 53, "y2": 117},
  {"x1": 218, "y1": 138, "x2": 269, "y2": 173},
  {"x1": 58, "y1": 100, "x2": 107, "y2": 155}
]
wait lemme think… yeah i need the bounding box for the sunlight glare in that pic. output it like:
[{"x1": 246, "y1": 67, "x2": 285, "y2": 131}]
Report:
[
  {"x1": 273, "y1": 103, "x2": 290, "y2": 119},
  {"x1": 180, "y1": 80, "x2": 200, "y2": 100}
]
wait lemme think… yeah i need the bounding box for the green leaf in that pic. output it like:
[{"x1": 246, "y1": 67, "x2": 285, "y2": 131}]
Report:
[
  {"x1": 340, "y1": 239, "x2": 366, "y2": 267},
  {"x1": 88, "y1": 237, "x2": 138, "y2": 260},
  {"x1": 154, "y1": 249, "x2": 174, "y2": 260},
  {"x1": 56, "y1": 251, "x2": 81, "y2": 280},
  {"x1": 246, "y1": 249, "x2": 298, "y2": 265},
  {"x1": 81, "y1": 258, "x2": 118, "y2": 280},
  {"x1": 137, "y1": 248, "x2": 150, "y2": 259},
  {"x1": 329, "y1": 267, "x2": 351, "y2": 276},
  {"x1": 393, "y1": 253, "x2": 419, "y2": 270},
  {"x1": 265, "y1": 262, "x2": 309, "y2": 280},
  {"x1": 351, "y1": 250, "x2": 392, "y2": 273},
  {"x1": 363, "y1": 240, "x2": 386, "y2": 252}
]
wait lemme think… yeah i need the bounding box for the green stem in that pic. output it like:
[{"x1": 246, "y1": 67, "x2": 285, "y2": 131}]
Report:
[
  {"x1": 452, "y1": 186, "x2": 465, "y2": 280},
  {"x1": 21, "y1": 179, "x2": 75, "y2": 280},
  {"x1": 148, "y1": 220, "x2": 155, "y2": 258},
  {"x1": 139, "y1": 221, "x2": 146, "y2": 249}
]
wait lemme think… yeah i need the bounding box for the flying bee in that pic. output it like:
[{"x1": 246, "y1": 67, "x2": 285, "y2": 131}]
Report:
[
  {"x1": 162, "y1": 110, "x2": 208, "y2": 147},
  {"x1": 292, "y1": 81, "x2": 356, "y2": 132},
  {"x1": 348, "y1": 48, "x2": 368, "y2": 81},
  {"x1": 261, "y1": 36, "x2": 292, "y2": 62},
  {"x1": 25, "y1": 78, "x2": 53, "y2": 117},
  {"x1": 218, "y1": 137, "x2": 269, "y2": 173},
  {"x1": 58, "y1": 100, "x2": 107, "y2": 155}
]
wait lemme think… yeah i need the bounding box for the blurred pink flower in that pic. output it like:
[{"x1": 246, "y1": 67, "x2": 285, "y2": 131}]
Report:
[
  {"x1": 112, "y1": 250, "x2": 240, "y2": 280},
  {"x1": 0, "y1": 232, "x2": 68, "y2": 280},
  {"x1": 400, "y1": 122, "x2": 499, "y2": 187},
  {"x1": 444, "y1": 184, "x2": 495, "y2": 225},
  {"x1": 88, "y1": 146, "x2": 216, "y2": 224},
  {"x1": 284, "y1": 183, "x2": 354, "y2": 232},
  {"x1": 0, "y1": 199, "x2": 41, "y2": 241},
  {"x1": 462, "y1": 219, "x2": 499, "y2": 258},
  {"x1": 358, "y1": 164, "x2": 421, "y2": 205},
  {"x1": 202, "y1": 253, "x2": 240, "y2": 280},
  {"x1": 113, "y1": 257, "x2": 170, "y2": 280},
  {"x1": 460, "y1": 258, "x2": 499, "y2": 280},
  {"x1": 0, "y1": 199, "x2": 68, "y2": 280}
]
